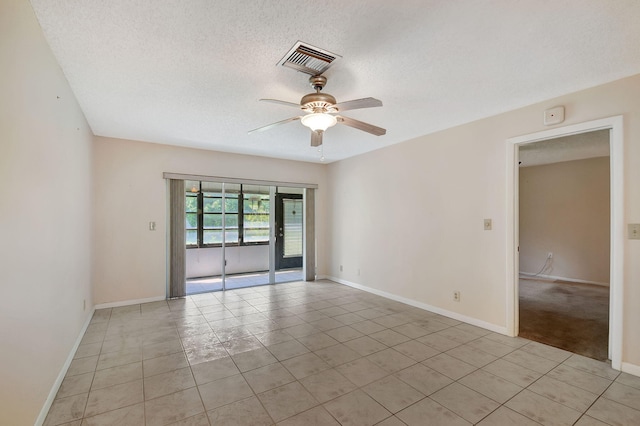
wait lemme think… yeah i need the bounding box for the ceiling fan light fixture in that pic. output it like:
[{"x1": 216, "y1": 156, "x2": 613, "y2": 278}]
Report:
[{"x1": 301, "y1": 113, "x2": 337, "y2": 132}]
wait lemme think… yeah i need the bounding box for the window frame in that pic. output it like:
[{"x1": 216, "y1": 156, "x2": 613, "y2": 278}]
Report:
[
  {"x1": 186, "y1": 183, "x2": 270, "y2": 249},
  {"x1": 185, "y1": 190, "x2": 199, "y2": 248},
  {"x1": 241, "y1": 192, "x2": 270, "y2": 245}
]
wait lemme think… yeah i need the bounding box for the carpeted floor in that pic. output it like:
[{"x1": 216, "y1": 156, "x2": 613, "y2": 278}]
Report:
[{"x1": 519, "y1": 277, "x2": 609, "y2": 361}]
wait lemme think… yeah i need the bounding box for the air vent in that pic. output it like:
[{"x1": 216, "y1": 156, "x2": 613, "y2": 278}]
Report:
[{"x1": 278, "y1": 41, "x2": 341, "y2": 76}]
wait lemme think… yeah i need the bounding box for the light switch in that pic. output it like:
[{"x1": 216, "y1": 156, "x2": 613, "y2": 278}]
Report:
[
  {"x1": 149, "y1": 221, "x2": 156, "y2": 231},
  {"x1": 484, "y1": 219, "x2": 492, "y2": 230},
  {"x1": 629, "y1": 224, "x2": 640, "y2": 239}
]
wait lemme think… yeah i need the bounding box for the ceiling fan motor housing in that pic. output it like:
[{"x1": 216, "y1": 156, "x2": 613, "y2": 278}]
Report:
[
  {"x1": 300, "y1": 75, "x2": 338, "y2": 113},
  {"x1": 300, "y1": 92, "x2": 337, "y2": 113}
]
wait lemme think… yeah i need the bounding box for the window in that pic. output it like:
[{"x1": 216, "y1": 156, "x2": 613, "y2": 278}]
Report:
[
  {"x1": 185, "y1": 181, "x2": 268, "y2": 248},
  {"x1": 185, "y1": 187, "x2": 198, "y2": 246},
  {"x1": 283, "y1": 198, "x2": 303, "y2": 257},
  {"x1": 243, "y1": 185, "x2": 270, "y2": 243}
]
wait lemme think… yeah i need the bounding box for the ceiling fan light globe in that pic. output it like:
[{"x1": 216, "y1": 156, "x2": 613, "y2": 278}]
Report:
[{"x1": 301, "y1": 113, "x2": 337, "y2": 132}]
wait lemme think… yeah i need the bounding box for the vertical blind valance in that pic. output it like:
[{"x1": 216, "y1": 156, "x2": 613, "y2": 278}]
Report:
[{"x1": 163, "y1": 172, "x2": 318, "y2": 189}]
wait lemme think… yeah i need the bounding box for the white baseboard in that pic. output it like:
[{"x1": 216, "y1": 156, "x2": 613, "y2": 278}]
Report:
[
  {"x1": 621, "y1": 362, "x2": 640, "y2": 377},
  {"x1": 519, "y1": 272, "x2": 609, "y2": 287},
  {"x1": 35, "y1": 307, "x2": 96, "y2": 426},
  {"x1": 327, "y1": 276, "x2": 508, "y2": 335},
  {"x1": 95, "y1": 295, "x2": 166, "y2": 309}
]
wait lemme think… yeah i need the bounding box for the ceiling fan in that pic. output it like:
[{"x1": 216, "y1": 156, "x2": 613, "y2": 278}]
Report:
[{"x1": 248, "y1": 75, "x2": 386, "y2": 147}]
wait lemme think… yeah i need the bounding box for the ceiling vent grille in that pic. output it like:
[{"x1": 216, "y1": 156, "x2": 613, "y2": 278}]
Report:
[{"x1": 278, "y1": 41, "x2": 341, "y2": 76}]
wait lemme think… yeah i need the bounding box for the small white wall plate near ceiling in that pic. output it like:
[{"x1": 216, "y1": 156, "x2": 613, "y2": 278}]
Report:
[{"x1": 544, "y1": 106, "x2": 565, "y2": 126}]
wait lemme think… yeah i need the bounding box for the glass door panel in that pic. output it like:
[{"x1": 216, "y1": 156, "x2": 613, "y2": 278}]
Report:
[
  {"x1": 185, "y1": 181, "x2": 305, "y2": 294},
  {"x1": 275, "y1": 193, "x2": 303, "y2": 272}
]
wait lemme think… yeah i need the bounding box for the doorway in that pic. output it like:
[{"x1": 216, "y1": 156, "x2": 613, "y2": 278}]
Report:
[
  {"x1": 517, "y1": 133, "x2": 610, "y2": 360},
  {"x1": 506, "y1": 116, "x2": 624, "y2": 370}
]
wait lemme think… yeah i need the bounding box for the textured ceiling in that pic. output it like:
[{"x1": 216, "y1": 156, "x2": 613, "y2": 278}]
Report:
[
  {"x1": 519, "y1": 130, "x2": 610, "y2": 167},
  {"x1": 30, "y1": 0, "x2": 640, "y2": 163}
]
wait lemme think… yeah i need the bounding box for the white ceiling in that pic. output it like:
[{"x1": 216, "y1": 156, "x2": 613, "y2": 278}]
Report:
[
  {"x1": 30, "y1": 0, "x2": 640, "y2": 163},
  {"x1": 519, "y1": 129, "x2": 610, "y2": 167}
]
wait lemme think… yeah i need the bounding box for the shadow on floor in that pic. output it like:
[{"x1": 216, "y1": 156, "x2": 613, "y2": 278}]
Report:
[{"x1": 519, "y1": 277, "x2": 609, "y2": 361}]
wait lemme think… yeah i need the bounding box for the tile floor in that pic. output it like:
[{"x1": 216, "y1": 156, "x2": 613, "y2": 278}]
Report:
[{"x1": 45, "y1": 280, "x2": 640, "y2": 425}]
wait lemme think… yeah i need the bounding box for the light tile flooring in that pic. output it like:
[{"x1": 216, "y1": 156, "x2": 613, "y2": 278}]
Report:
[{"x1": 45, "y1": 280, "x2": 640, "y2": 425}]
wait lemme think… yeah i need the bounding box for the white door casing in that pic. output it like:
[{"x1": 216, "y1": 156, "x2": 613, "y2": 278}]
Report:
[{"x1": 505, "y1": 115, "x2": 623, "y2": 370}]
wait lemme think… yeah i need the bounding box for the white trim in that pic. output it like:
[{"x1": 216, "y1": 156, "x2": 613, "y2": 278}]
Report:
[
  {"x1": 609, "y1": 116, "x2": 625, "y2": 370},
  {"x1": 94, "y1": 295, "x2": 166, "y2": 310},
  {"x1": 328, "y1": 276, "x2": 508, "y2": 335},
  {"x1": 506, "y1": 117, "x2": 619, "y2": 145},
  {"x1": 506, "y1": 115, "x2": 624, "y2": 370},
  {"x1": 519, "y1": 272, "x2": 609, "y2": 287},
  {"x1": 621, "y1": 362, "x2": 640, "y2": 378},
  {"x1": 35, "y1": 308, "x2": 96, "y2": 426},
  {"x1": 165, "y1": 179, "x2": 171, "y2": 299},
  {"x1": 269, "y1": 186, "x2": 276, "y2": 284}
]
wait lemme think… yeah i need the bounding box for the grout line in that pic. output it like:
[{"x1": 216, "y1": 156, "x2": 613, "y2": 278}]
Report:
[{"x1": 51, "y1": 281, "x2": 630, "y2": 426}]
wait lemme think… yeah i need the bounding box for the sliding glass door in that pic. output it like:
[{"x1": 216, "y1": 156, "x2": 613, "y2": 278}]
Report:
[{"x1": 182, "y1": 180, "x2": 307, "y2": 294}]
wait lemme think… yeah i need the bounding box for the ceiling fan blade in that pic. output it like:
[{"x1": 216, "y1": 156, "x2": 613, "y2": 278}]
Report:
[
  {"x1": 311, "y1": 130, "x2": 323, "y2": 147},
  {"x1": 336, "y1": 115, "x2": 386, "y2": 136},
  {"x1": 334, "y1": 97, "x2": 382, "y2": 112},
  {"x1": 248, "y1": 116, "x2": 300, "y2": 134},
  {"x1": 259, "y1": 99, "x2": 301, "y2": 109}
]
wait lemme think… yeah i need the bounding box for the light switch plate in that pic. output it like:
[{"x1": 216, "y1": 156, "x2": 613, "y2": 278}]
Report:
[
  {"x1": 484, "y1": 218, "x2": 492, "y2": 230},
  {"x1": 629, "y1": 224, "x2": 640, "y2": 239}
]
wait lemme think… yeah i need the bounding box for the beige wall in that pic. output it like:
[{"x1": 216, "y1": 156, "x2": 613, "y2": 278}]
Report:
[
  {"x1": 0, "y1": 0, "x2": 94, "y2": 424},
  {"x1": 92, "y1": 137, "x2": 328, "y2": 304},
  {"x1": 520, "y1": 157, "x2": 610, "y2": 285},
  {"x1": 327, "y1": 74, "x2": 640, "y2": 366}
]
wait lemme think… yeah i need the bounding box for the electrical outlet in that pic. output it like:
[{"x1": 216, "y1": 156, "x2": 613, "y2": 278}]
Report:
[
  {"x1": 547, "y1": 252, "x2": 553, "y2": 259},
  {"x1": 453, "y1": 291, "x2": 461, "y2": 302}
]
